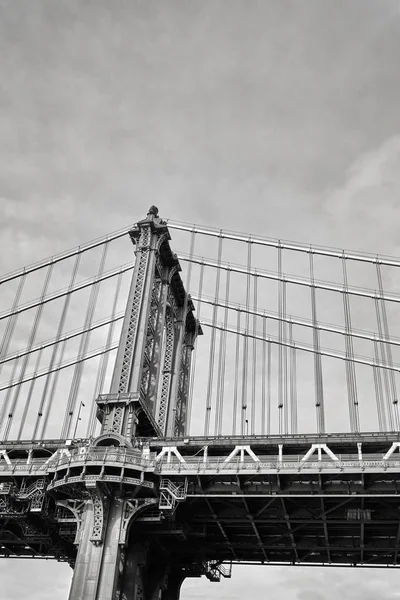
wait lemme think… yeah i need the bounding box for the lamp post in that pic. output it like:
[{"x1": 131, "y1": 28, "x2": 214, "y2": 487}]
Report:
[{"x1": 72, "y1": 401, "x2": 85, "y2": 439}]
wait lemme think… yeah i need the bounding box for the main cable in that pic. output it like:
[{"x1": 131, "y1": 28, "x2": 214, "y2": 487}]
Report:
[{"x1": 180, "y1": 255, "x2": 400, "y2": 304}]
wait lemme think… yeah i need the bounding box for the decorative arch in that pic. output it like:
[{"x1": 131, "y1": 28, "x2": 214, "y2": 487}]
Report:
[
  {"x1": 119, "y1": 499, "x2": 158, "y2": 546},
  {"x1": 92, "y1": 433, "x2": 133, "y2": 448}
]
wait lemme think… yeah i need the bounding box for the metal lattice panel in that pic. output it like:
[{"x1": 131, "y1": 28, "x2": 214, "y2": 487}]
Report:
[
  {"x1": 88, "y1": 487, "x2": 109, "y2": 546},
  {"x1": 118, "y1": 226, "x2": 150, "y2": 393},
  {"x1": 110, "y1": 406, "x2": 124, "y2": 434},
  {"x1": 139, "y1": 277, "x2": 162, "y2": 404},
  {"x1": 158, "y1": 306, "x2": 175, "y2": 433}
]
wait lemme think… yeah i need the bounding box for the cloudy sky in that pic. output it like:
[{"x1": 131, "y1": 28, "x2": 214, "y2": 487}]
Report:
[{"x1": 1, "y1": 0, "x2": 400, "y2": 598}]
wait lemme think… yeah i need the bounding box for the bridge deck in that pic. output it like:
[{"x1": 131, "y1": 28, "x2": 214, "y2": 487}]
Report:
[{"x1": 1, "y1": 434, "x2": 400, "y2": 567}]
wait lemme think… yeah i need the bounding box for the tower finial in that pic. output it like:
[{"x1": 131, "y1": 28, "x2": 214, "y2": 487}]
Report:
[{"x1": 147, "y1": 205, "x2": 159, "y2": 218}]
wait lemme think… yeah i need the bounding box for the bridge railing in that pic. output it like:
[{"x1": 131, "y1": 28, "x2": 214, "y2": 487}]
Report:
[
  {"x1": 0, "y1": 447, "x2": 156, "y2": 473},
  {"x1": 156, "y1": 453, "x2": 400, "y2": 472},
  {"x1": 2, "y1": 448, "x2": 400, "y2": 475}
]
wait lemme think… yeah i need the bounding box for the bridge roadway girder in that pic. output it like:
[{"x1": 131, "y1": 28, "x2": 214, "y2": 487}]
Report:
[{"x1": 1, "y1": 433, "x2": 400, "y2": 596}]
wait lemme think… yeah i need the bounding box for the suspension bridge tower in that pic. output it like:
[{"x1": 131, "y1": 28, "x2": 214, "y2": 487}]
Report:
[{"x1": 67, "y1": 207, "x2": 201, "y2": 600}]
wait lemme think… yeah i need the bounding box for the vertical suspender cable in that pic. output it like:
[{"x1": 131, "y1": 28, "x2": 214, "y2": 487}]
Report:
[
  {"x1": 374, "y1": 297, "x2": 393, "y2": 430},
  {"x1": 173, "y1": 228, "x2": 196, "y2": 434},
  {"x1": 282, "y1": 279, "x2": 288, "y2": 434},
  {"x1": 289, "y1": 320, "x2": 298, "y2": 434},
  {"x1": 36, "y1": 341, "x2": 68, "y2": 439},
  {"x1": 61, "y1": 243, "x2": 108, "y2": 439},
  {"x1": 188, "y1": 262, "x2": 204, "y2": 434},
  {"x1": 278, "y1": 243, "x2": 284, "y2": 434},
  {"x1": 3, "y1": 264, "x2": 54, "y2": 440},
  {"x1": 342, "y1": 257, "x2": 360, "y2": 432},
  {"x1": 86, "y1": 272, "x2": 123, "y2": 438},
  {"x1": 17, "y1": 348, "x2": 43, "y2": 440},
  {"x1": 0, "y1": 272, "x2": 27, "y2": 379},
  {"x1": 185, "y1": 228, "x2": 200, "y2": 432},
  {"x1": 213, "y1": 320, "x2": 224, "y2": 436},
  {"x1": 376, "y1": 263, "x2": 398, "y2": 430},
  {"x1": 232, "y1": 308, "x2": 241, "y2": 435},
  {"x1": 214, "y1": 269, "x2": 230, "y2": 436},
  {"x1": 184, "y1": 229, "x2": 196, "y2": 433},
  {"x1": 261, "y1": 312, "x2": 266, "y2": 435},
  {"x1": 0, "y1": 357, "x2": 20, "y2": 438},
  {"x1": 185, "y1": 228, "x2": 196, "y2": 292},
  {"x1": 267, "y1": 338, "x2": 271, "y2": 435},
  {"x1": 204, "y1": 236, "x2": 223, "y2": 437},
  {"x1": 251, "y1": 274, "x2": 258, "y2": 434},
  {"x1": 33, "y1": 254, "x2": 81, "y2": 440},
  {"x1": 310, "y1": 253, "x2": 325, "y2": 433},
  {"x1": 241, "y1": 241, "x2": 252, "y2": 435},
  {"x1": 373, "y1": 338, "x2": 386, "y2": 431}
]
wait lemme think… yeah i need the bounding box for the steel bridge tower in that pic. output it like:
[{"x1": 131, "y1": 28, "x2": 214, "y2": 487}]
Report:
[{"x1": 68, "y1": 207, "x2": 201, "y2": 600}]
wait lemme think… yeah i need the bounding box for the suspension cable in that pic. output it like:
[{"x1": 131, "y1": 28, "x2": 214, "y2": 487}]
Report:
[
  {"x1": 374, "y1": 296, "x2": 394, "y2": 431},
  {"x1": 373, "y1": 339, "x2": 386, "y2": 431},
  {"x1": 261, "y1": 312, "x2": 267, "y2": 435},
  {"x1": 0, "y1": 262, "x2": 134, "y2": 324},
  {"x1": 267, "y1": 336, "x2": 272, "y2": 435},
  {"x1": 0, "y1": 342, "x2": 118, "y2": 394},
  {"x1": 241, "y1": 241, "x2": 252, "y2": 436},
  {"x1": 192, "y1": 294, "x2": 400, "y2": 348},
  {"x1": 278, "y1": 244, "x2": 284, "y2": 435},
  {"x1": 342, "y1": 257, "x2": 360, "y2": 432},
  {"x1": 187, "y1": 263, "x2": 204, "y2": 433},
  {"x1": 182, "y1": 227, "x2": 196, "y2": 434},
  {"x1": 289, "y1": 321, "x2": 298, "y2": 433},
  {"x1": 34, "y1": 341, "x2": 67, "y2": 440},
  {"x1": 232, "y1": 307, "x2": 241, "y2": 435},
  {"x1": 31, "y1": 254, "x2": 81, "y2": 440},
  {"x1": 251, "y1": 273, "x2": 257, "y2": 435},
  {"x1": 0, "y1": 227, "x2": 129, "y2": 286},
  {"x1": 3, "y1": 264, "x2": 54, "y2": 440},
  {"x1": 61, "y1": 243, "x2": 109, "y2": 439},
  {"x1": 1, "y1": 312, "x2": 124, "y2": 369},
  {"x1": 169, "y1": 221, "x2": 400, "y2": 267},
  {"x1": 0, "y1": 357, "x2": 20, "y2": 438},
  {"x1": 310, "y1": 253, "x2": 325, "y2": 434},
  {"x1": 204, "y1": 235, "x2": 223, "y2": 437},
  {"x1": 376, "y1": 263, "x2": 399, "y2": 431},
  {"x1": 86, "y1": 272, "x2": 123, "y2": 438},
  {"x1": 214, "y1": 270, "x2": 230, "y2": 436},
  {"x1": 200, "y1": 319, "x2": 400, "y2": 372},
  {"x1": 0, "y1": 271, "x2": 27, "y2": 379},
  {"x1": 17, "y1": 348, "x2": 43, "y2": 440},
  {"x1": 180, "y1": 255, "x2": 400, "y2": 304}
]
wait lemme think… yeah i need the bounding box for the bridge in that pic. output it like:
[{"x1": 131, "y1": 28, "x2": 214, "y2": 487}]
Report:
[{"x1": 1, "y1": 206, "x2": 400, "y2": 599}]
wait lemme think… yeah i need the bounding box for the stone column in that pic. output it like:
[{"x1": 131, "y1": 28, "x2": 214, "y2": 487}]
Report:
[{"x1": 68, "y1": 492, "x2": 124, "y2": 600}]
